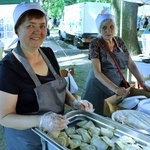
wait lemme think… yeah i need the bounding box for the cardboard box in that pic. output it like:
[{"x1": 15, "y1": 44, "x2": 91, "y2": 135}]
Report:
[{"x1": 104, "y1": 87, "x2": 150, "y2": 117}]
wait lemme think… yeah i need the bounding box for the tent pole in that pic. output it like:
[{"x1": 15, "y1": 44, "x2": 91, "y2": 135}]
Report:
[{"x1": 120, "y1": 0, "x2": 123, "y2": 38}]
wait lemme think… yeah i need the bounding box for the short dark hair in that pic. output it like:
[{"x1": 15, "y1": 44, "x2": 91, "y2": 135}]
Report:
[{"x1": 15, "y1": 9, "x2": 47, "y2": 34}]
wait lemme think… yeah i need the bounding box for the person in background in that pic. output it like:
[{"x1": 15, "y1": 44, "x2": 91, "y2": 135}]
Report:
[
  {"x1": 148, "y1": 16, "x2": 150, "y2": 25},
  {"x1": 81, "y1": 13, "x2": 150, "y2": 115},
  {"x1": 137, "y1": 18, "x2": 142, "y2": 37},
  {"x1": 143, "y1": 24, "x2": 150, "y2": 34},
  {"x1": 53, "y1": 18, "x2": 57, "y2": 27},
  {"x1": 0, "y1": 2, "x2": 94, "y2": 150},
  {"x1": 143, "y1": 16, "x2": 149, "y2": 28}
]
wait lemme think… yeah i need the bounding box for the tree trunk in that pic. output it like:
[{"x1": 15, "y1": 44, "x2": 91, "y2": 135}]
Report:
[{"x1": 111, "y1": 0, "x2": 141, "y2": 55}]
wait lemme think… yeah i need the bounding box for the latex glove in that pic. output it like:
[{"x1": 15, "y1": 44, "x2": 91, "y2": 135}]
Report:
[
  {"x1": 71, "y1": 100, "x2": 94, "y2": 113},
  {"x1": 115, "y1": 87, "x2": 130, "y2": 96},
  {"x1": 39, "y1": 112, "x2": 69, "y2": 132}
]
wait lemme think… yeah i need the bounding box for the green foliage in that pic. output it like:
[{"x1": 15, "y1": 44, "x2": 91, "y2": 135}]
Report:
[
  {"x1": 99, "y1": 0, "x2": 111, "y2": 2},
  {"x1": 42, "y1": 0, "x2": 65, "y2": 18},
  {"x1": 64, "y1": 0, "x2": 76, "y2": 6}
]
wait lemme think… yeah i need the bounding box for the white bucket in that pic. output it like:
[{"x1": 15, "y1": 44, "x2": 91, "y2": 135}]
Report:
[{"x1": 141, "y1": 34, "x2": 150, "y2": 54}]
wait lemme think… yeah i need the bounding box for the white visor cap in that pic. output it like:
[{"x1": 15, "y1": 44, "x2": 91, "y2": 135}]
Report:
[
  {"x1": 13, "y1": 2, "x2": 47, "y2": 28},
  {"x1": 95, "y1": 13, "x2": 115, "y2": 31}
]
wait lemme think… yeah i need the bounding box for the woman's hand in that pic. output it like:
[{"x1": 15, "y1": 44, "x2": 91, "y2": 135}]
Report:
[
  {"x1": 114, "y1": 87, "x2": 130, "y2": 96},
  {"x1": 71, "y1": 100, "x2": 94, "y2": 113},
  {"x1": 39, "y1": 112, "x2": 69, "y2": 132}
]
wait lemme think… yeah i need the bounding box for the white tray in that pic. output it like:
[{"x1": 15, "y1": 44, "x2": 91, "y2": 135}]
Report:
[{"x1": 112, "y1": 110, "x2": 150, "y2": 131}]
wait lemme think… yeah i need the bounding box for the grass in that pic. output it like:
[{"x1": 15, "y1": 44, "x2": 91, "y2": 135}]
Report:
[
  {"x1": 55, "y1": 49, "x2": 92, "y2": 97},
  {"x1": 61, "y1": 64, "x2": 92, "y2": 97}
]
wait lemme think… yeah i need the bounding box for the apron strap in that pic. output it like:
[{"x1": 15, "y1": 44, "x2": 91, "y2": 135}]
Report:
[
  {"x1": 14, "y1": 43, "x2": 60, "y2": 87},
  {"x1": 14, "y1": 44, "x2": 41, "y2": 87},
  {"x1": 39, "y1": 48, "x2": 60, "y2": 79},
  {"x1": 113, "y1": 37, "x2": 123, "y2": 52}
]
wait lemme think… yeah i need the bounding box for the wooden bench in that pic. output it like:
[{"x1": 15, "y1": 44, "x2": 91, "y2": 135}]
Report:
[{"x1": 60, "y1": 68, "x2": 74, "y2": 77}]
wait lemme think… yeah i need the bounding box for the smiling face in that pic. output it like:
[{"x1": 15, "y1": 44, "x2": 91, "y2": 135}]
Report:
[
  {"x1": 100, "y1": 19, "x2": 115, "y2": 41},
  {"x1": 15, "y1": 10, "x2": 47, "y2": 51}
]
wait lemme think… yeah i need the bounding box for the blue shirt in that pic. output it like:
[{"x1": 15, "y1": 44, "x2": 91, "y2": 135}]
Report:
[{"x1": 144, "y1": 29, "x2": 150, "y2": 34}]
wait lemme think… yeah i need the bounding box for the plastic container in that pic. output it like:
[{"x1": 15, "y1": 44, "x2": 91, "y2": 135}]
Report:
[
  {"x1": 137, "y1": 98, "x2": 150, "y2": 115},
  {"x1": 141, "y1": 34, "x2": 150, "y2": 54}
]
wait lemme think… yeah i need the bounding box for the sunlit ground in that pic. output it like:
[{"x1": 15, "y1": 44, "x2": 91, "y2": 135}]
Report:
[{"x1": 57, "y1": 53, "x2": 90, "y2": 66}]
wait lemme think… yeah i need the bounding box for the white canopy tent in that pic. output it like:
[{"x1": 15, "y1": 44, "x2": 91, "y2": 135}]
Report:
[
  {"x1": 138, "y1": 5, "x2": 150, "y2": 16},
  {"x1": 123, "y1": 0, "x2": 150, "y2": 4}
]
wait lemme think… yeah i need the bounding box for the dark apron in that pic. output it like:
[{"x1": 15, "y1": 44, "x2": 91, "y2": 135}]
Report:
[
  {"x1": 82, "y1": 43, "x2": 128, "y2": 115},
  {"x1": 4, "y1": 43, "x2": 67, "y2": 150}
]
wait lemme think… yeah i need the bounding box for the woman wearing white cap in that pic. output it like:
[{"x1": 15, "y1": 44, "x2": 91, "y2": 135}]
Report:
[
  {"x1": 0, "y1": 2, "x2": 94, "y2": 150},
  {"x1": 81, "y1": 13, "x2": 150, "y2": 115}
]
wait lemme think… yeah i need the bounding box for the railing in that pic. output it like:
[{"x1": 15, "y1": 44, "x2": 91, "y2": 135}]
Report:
[{"x1": 0, "y1": 23, "x2": 15, "y2": 39}]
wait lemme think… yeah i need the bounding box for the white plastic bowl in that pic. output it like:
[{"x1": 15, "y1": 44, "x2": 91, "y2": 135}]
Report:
[
  {"x1": 118, "y1": 95, "x2": 147, "y2": 109},
  {"x1": 137, "y1": 98, "x2": 150, "y2": 115},
  {"x1": 118, "y1": 98, "x2": 140, "y2": 109}
]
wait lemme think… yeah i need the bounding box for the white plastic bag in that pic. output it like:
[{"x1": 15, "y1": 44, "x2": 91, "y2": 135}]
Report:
[{"x1": 65, "y1": 69, "x2": 78, "y2": 94}]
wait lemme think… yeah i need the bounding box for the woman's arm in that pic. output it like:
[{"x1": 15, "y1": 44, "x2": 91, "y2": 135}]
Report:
[
  {"x1": 0, "y1": 91, "x2": 41, "y2": 130},
  {"x1": 65, "y1": 89, "x2": 76, "y2": 106},
  {"x1": 92, "y1": 58, "x2": 118, "y2": 92},
  {"x1": 92, "y1": 58, "x2": 128, "y2": 95},
  {"x1": 0, "y1": 91, "x2": 67, "y2": 132}
]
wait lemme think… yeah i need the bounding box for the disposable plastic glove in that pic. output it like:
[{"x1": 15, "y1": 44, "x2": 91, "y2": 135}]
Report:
[
  {"x1": 39, "y1": 112, "x2": 69, "y2": 132},
  {"x1": 71, "y1": 100, "x2": 94, "y2": 113}
]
